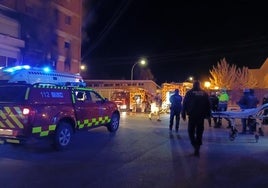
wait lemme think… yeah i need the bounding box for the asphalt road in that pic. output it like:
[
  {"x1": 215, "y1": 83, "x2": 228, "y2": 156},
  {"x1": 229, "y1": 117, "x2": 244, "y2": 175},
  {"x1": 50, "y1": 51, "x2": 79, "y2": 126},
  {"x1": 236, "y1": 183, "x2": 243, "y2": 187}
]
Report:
[{"x1": 0, "y1": 112, "x2": 268, "y2": 188}]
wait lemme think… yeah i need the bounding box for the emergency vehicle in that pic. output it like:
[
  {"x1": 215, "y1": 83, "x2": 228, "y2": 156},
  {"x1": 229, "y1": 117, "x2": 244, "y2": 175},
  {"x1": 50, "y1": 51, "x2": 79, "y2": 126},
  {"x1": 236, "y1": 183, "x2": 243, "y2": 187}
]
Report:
[
  {"x1": 111, "y1": 87, "x2": 152, "y2": 112},
  {"x1": 161, "y1": 82, "x2": 187, "y2": 112},
  {"x1": 111, "y1": 90, "x2": 130, "y2": 111},
  {"x1": 0, "y1": 66, "x2": 120, "y2": 150}
]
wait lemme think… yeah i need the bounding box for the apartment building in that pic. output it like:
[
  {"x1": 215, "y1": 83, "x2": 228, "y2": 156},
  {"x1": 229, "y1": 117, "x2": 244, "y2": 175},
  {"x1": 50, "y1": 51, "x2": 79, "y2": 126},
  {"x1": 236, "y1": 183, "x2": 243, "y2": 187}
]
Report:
[{"x1": 0, "y1": 0, "x2": 82, "y2": 74}]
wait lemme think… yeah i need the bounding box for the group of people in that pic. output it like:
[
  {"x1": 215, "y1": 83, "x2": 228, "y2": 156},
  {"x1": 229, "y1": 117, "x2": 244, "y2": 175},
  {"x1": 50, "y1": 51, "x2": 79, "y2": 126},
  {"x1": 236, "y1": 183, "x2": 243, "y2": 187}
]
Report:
[
  {"x1": 207, "y1": 89, "x2": 231, "y2": 128},
  {"x1": 149, "y1": 80, "x2": 211, "y2": 157},
  {"x1": 208, "y1": 88, "x2": 261, "y2": 134},
  {"x1": 237, "y1": 88, "x2": 259, "y2": 134},
  {"x1": 148, "y1": 81, "x2": 265, "y2": 157}
]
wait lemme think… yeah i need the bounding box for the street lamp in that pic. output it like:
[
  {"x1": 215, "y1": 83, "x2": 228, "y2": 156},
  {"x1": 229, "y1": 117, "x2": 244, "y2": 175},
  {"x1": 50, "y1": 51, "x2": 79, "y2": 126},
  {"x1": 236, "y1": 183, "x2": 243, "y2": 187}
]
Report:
[
  {"x1": 131, "y1": 58, "x2": 147, "y2": 80},
  {"x1": 80, "y1": 64, "x2": 87, "y2": 78},
  {"x1": 80, "y1": 64, "x2": 86, "y2": 71},
  {"x1": 188, "y1": 76, "x2": 194, "y2": 82},
  {"x1": 204, "y1": 81, "x2": 211, "y2": 90},
  {"x1": 80, "y1": 64, "x2": 87, "y2": 73}
]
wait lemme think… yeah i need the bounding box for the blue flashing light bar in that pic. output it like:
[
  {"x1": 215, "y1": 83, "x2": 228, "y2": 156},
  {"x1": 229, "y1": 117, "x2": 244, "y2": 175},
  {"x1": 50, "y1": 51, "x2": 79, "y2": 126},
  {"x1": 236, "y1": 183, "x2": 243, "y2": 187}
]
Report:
[
  {"x1": 3, "y1": 65, "x2": 31, "y2": 73},
  {"x1": 43, "y1": 67, "x2": 51, "y2": 73}
]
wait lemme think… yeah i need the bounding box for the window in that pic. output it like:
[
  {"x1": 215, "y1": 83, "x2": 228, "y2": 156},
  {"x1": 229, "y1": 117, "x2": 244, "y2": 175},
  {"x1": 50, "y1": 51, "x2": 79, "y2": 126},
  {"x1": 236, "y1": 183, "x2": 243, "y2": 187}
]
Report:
[
  {"x1": 90, "y1": 91, "x2": 103, "y2": 103},
  {"x1": 64, "y1": 42, "x2": 70, "y2": 49},
  {"x1": 76, "y1": 91, "x2": 86, "y2": 101},
  {"x1": 0, "y1": 86, "x2": 28, "y2": 102},
  {"x1": 65, "y1": 15, "x2": 71, "y2": 25}
]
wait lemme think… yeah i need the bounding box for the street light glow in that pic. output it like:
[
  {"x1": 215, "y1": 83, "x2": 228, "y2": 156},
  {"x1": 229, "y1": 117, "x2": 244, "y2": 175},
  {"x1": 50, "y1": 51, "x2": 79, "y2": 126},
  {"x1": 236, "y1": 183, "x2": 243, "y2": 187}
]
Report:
[
  {"x1": 80, "y1": 64, "x2": 86, "y2": 70},
  {"x1": 131, "y1": 58, "x2": 147, "y2": 80},
  {"x1": 140, "y1": 59, "x2": 146, "y2": 65}
]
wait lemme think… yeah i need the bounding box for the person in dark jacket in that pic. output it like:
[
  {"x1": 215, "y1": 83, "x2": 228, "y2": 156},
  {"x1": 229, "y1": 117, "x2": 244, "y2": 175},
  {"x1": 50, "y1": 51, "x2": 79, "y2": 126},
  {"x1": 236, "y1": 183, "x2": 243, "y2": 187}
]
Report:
[
  {"x1": 247, "y1": 89, "x2": 259, "y2": 133},
  {"x1": 207, "y1": 91, "x2": 219, "y2": 127},
  {"x1": 169, "y1": 89, "x2": 182, "y2": 133},
  {"x1": 237, "y1": 89, "x2": 251, "y2": 133},
  {"x1": 262, "y1": 94, "x2": 268, "y2": 124},
  {"x1": 181, "y1": 81, "x2": 211, "y2": 157},
  {"x1": 248, "y1": 89, "x2": 259, "y2": 108}
]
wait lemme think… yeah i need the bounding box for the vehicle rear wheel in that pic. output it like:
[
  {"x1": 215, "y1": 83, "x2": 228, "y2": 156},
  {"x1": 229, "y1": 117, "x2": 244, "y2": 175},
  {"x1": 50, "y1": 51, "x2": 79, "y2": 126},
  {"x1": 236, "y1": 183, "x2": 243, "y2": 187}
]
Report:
[
  {"x1": 54, "y1": 122, "x2": 73, "y2": 150},
  {"x1": 107, "y1": 113, "x2": 120, "y2": 132}
]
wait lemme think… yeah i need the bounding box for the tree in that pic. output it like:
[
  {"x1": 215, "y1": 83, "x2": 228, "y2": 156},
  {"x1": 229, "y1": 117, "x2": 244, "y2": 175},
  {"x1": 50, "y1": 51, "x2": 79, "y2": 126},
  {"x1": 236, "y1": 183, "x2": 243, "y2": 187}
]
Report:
[
  {"x1": 209, "y1": 58, "x2": 259, "y2": 90},
  {"x1": 209, "y1": 58, "x2": 236, "y2": 90},
  {"x1": 235, "y1": 66, "x2": 258, "y2": 89}
]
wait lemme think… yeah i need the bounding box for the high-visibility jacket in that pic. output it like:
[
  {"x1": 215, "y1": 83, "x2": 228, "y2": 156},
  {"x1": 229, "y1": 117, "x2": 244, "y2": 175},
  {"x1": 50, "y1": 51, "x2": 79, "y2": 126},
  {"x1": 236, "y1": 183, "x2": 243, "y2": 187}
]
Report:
[{"x1": 218, "y1": 92, "x2": 229, "y2": 103}]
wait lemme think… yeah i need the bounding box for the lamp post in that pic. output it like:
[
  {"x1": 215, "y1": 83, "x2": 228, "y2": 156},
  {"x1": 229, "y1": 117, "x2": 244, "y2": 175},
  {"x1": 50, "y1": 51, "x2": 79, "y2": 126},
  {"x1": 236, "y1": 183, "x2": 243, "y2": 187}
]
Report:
[{"x1": 131, "y1": 58, "x2": 147, "y2": 80}]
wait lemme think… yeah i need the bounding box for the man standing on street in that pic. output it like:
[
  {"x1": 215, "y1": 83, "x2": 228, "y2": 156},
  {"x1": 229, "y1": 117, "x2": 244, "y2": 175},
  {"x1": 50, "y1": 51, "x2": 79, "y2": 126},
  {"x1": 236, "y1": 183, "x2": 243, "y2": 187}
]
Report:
[
  {"x1": 181, "y1": 81, "x2": 211, "y2": 157},
  {"x1": 169, "y1": 89, "x2": 182, "y2": 133}
]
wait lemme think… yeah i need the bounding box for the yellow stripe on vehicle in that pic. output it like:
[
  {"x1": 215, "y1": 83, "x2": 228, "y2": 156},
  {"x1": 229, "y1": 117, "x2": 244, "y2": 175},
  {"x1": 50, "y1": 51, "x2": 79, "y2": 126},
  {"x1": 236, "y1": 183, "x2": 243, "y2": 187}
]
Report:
[
  {"x1": 49, "y1": 125, "x2": 56, "y2": 131},
  {"x1": 0, "y1": 121, "x2": 5, "y2": 128},
  {"x1": 4, "y1": 107, "x2": 24, "y2": 128},
  {"x1": 32, "y1": 125, "x2": 56, "y2": 137},
  {"x1": 77, "y1": 120, "x2": 84, "y2": 129},
  {"x1": 5, "y1": 119, "x2": 15, "y2": 128},
  {"x1": 6, "y1": 139, "x2": 20, "y2": 144},
  {"x1": 0, "y1": 110, "x2": 7, "y2": 119},
  {"x1": 32, "y1": 127, "x2": 42, "y2": 133},
  {"x1": 95, "y1": 119, "x2": 100, "y2": 125},
  {"x1": 40, "y1": 131, "x2": 49, "y2": 136},
  {"x1": 104, "y1": 116, "x2": 110, "y2": 123},
  {"x1": 14, "y1": 107, "x2": 24, "y2": 119},
  {"x1": 88, "y1": 122, "x2": 93, "y2": 127},
  {"x1": 77, "y1": 116, "x2": 111, "y2": 129}
]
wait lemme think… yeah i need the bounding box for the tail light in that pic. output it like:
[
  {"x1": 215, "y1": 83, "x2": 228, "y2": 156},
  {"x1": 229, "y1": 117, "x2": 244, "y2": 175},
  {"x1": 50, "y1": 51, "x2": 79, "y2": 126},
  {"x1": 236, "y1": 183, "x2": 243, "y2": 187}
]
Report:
[
  {"x1": 22, "y1": 108, "x2": 30, "y2": 115},
  {"x1": 22, "y1": 107, "x2": 36, "y2": 124}
]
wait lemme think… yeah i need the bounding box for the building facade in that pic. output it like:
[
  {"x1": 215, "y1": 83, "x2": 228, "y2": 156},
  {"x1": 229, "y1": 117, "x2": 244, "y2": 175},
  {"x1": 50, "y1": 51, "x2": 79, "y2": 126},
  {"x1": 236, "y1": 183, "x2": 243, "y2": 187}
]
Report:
[
  {"x1": 0, "y1": 0, "x2": 82, "y2": 74},
  {"x1": 250, "y1": 58, "x2": 268, "y2": 88},
  {"x1": 85, "y1": 79, "x2": 161, "y2": 99}
]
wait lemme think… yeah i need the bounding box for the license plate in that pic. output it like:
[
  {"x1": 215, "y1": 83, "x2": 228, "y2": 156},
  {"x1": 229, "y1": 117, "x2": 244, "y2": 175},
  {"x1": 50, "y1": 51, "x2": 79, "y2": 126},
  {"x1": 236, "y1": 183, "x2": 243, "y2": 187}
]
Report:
[{"x1": 0, "y1": 129, "x2": 13, "y2": 135}]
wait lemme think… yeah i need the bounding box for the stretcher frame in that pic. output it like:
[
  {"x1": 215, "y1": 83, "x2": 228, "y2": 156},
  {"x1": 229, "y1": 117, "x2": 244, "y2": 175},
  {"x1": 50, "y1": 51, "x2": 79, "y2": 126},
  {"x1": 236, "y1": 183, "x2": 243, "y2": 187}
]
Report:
[{"x1": 211, "y1": 103, "x2": 268, "y2": 142}]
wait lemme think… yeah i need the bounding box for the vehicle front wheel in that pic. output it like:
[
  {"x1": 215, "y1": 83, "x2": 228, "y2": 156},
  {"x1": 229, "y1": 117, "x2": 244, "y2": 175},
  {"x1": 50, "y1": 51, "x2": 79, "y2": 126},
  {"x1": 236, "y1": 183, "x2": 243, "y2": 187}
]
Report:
[
  {"x1": 107, "y1": 113, "x2": 120, "y2": 132},
  {"x1": 54, "y1": 122, "x2": 73, "y2": 150}
]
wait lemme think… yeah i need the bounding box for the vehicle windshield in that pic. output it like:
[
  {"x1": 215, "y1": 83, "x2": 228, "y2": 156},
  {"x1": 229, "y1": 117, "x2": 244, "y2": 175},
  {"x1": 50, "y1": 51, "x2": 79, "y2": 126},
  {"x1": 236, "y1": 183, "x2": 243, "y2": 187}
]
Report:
[
  {"x1": 111, "y1": 91, "x2": 129, "y2": 100},
  {"x1": 0, "y1": 86, "x2": 27, "y2": 102}
]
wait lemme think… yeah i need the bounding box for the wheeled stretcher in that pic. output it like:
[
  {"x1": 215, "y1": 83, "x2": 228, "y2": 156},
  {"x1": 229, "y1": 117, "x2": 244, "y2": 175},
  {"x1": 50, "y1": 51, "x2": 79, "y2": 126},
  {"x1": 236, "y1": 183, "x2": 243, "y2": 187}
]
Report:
[{"x1": 211, "y1": 103, "x2": 268, "y2": 142}]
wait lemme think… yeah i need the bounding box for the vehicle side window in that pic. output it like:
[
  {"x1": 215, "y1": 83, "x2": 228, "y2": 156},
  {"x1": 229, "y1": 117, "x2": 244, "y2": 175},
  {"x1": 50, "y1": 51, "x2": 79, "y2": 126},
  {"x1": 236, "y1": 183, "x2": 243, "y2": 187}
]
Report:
[
  {"x1": 76, "y1": 91, "x2": 86, "y2": 101},
  {"x1": 89, "y1": 91, "x2": 103, "y2": 103},
  {"x1": 85, "y1": 91, "x2": 92, "y2": 102}
]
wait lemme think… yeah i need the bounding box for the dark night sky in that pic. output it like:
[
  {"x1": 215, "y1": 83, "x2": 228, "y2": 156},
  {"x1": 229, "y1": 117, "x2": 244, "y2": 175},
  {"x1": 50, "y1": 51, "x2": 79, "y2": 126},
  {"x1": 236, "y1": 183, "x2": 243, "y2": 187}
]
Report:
[{"x1": 83, "y1": 0, "x2": 268, "y2": 85}]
